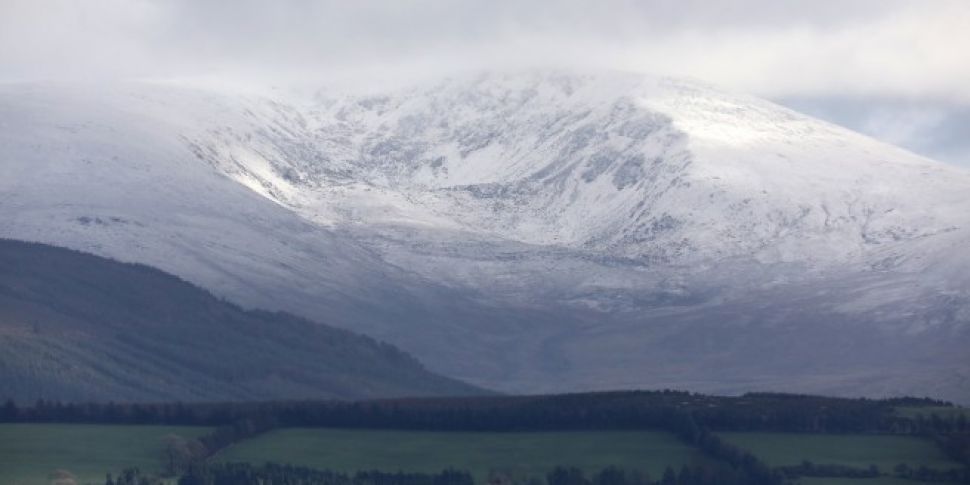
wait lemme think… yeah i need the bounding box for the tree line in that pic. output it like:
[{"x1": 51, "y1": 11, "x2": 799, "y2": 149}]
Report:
[
  {"x1": 102, "y1": 462, "x2": 776, "y2": 485},
  {"x1": 4, "y1": 390, "x2": 966, "y2": 484},
  {"x1": 1, "y1": 390, "x2": 955, "y2": 433}
]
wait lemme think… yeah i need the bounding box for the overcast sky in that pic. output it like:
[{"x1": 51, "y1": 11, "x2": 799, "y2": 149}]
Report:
[{"x1": 2, "y1": 0, "x2": 968, "y2": 166}]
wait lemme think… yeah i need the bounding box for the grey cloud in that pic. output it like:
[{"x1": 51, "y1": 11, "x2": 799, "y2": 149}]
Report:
[
  {"x1": 2, "y1": 1, "x2": 965, "y2": 92},
  {"x1": 781, "y1": 96, "x2": 970, "y2": 167},
  {"x1": 1, "y1": 0, "x2": 968, "y2": 166}
]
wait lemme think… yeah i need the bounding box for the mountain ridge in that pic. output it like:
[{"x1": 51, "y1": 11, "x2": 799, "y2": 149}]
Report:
[
  {"x1": 201, "y1": 71, "x2": 970, "y2": 255},
  {"x1": 1, "y1": 70, "x2": 968, "y2": 401}
]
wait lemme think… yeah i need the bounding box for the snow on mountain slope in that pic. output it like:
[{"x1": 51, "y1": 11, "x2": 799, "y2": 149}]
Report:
[
  {"x1": 0, "y1": 82, "x2": 465, "y2": 335},
  {"x1": 0, "y1": 81, "x2": 608, "y2": 392},
  {"x1": 1, "y1": 71, "x2": 968, "y2": 401},
  {"x1": 186, "y1": 71, "x2": 970, "y2": 269}
]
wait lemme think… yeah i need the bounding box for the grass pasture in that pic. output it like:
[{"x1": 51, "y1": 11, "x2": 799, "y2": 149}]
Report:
[
  {"x1": 717, "y1": 432, "x2": 960, "y2": 471},
  {"x1": 0, "y1": 423, "x2": 211, "y2": 485},
  {"x1": 1, "y1": 423, "x2": 963, "y2": 485},
  {"x1": 214, "y1": 428, "x2": 713, "y2": 481}
]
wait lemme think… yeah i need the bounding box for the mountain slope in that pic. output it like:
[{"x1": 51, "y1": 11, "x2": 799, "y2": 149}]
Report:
[
  {"x1": 1, "y1": 71, "x2": 968, "y2": 402},
  {"x1": 182, "y1": 71, "x2": 970, "y2": 400},
  {"x1": 191, "y1": 71, "x2": 970, "y2": 266},
  {"x1": 0, "y1": 239, "x2": 482, "y2": 402}
]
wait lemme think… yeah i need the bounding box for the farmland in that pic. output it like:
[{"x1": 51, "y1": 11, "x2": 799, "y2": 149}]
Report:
[
  {"x1": 717, "y1": 432, "x2": 961, "y2": 471},
  {"x1": 214, "y1": 428, "x2": 713, "y2": 481},
  {"x1": 0, "y1": 424, "x2": 964, "y2": 484},
  {"x1": 0, "y1": 393, "x2": 966, "y2": 484},
  {"x1": 0, "y1": 423, "x2": 210, "y2": 485}
]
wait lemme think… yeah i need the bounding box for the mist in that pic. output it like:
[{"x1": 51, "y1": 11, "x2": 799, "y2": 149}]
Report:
[{"x1": 2, "y1": 0, "x2": 968, "y2": 165}]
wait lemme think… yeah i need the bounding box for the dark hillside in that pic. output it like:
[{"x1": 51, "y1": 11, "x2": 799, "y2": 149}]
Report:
[{"x1": 0, "y1": 239, "x2": 483, "y2": 401}]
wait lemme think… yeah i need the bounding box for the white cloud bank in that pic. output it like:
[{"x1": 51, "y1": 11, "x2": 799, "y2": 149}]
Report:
[
  {"x1": 2, "y1": 0, "x2": 967, "y2": 99},
  {"x1": 2, "y1": 0, "x2": 968, "y2": 164}
]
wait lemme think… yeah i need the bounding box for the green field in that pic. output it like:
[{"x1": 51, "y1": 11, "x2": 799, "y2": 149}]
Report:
[
  {"x1": 717, "y1": 432, "x2": 960, "y2": 471},
  {"x1": 0, "y1": 423, "x2": 211, "y2": 485},
  {"x1": 3, "y1": 424, "x2": 963, "y2": 485},
  {"x1": 214, "y1": 428, "x2": 713, "y2": 480}
]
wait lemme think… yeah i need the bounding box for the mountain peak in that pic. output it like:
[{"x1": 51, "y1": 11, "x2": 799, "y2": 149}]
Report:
[
  {"x1": 2, "y1": 73, "x2": 968, "y2": 402},
  {"x1": 166, "y1": 70, "x2": 970, "y2": 265}
]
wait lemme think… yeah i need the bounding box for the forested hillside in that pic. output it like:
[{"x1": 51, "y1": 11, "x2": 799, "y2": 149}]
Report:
[{"x1": 0, "y1": 239, "x2": 482, "y2": 401}]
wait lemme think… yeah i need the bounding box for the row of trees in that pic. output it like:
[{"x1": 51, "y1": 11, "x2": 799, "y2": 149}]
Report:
[
  {"x1": 177, "y1": 464, "x2": 476, "y2": 485},
  {"x1": 156, "y1": 416, "x2": 282, "y2": 476},
  {"x1": 938, "y1": 432, "x2": 970, "y2": 467},
  {"x1": 104, "y1": 463, "x2": 774, "y2": 485},
  {"x1": 892, "y1": 462, "x2": 970, "y2": 482},
  {"x1": 104, "y1": 393, "x2": 785, "y2": 485},
  {"x1": 2, "y1": 390, "x2": 955, "y2": 433},
  {"x1": 5, "y1": 391, "x2": 965, "y2": 484},
  {"x1": 103, "y1": 465, "x2": 475, "y2": 485}
]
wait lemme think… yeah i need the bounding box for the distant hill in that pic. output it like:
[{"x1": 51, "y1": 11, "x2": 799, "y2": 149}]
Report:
[
  {"x1": 0, "y1": 239, "x2": 483, "y2": 402},
  {"x1": 2, "y1": 73, "x2": 968, "y2": 402}
]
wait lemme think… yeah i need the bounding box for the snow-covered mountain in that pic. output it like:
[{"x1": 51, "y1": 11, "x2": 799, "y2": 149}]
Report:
[
  {"x1": 2, "y1": 71, "x2": 968, "y2": 401},
  {"x1": 183, "y1": 72, "x2": 970, "y2": 265}
]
